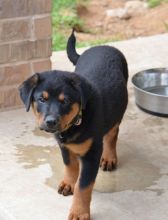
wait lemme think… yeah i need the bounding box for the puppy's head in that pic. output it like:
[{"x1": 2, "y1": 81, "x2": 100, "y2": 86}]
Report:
[{"x1": 19, "y1": 70, "x2": 88, "y2": 133}]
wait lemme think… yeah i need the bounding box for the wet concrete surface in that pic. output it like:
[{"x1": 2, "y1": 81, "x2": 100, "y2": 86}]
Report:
[{"x1": 0, "y1": 34, "x2": 168, "y2": 220}]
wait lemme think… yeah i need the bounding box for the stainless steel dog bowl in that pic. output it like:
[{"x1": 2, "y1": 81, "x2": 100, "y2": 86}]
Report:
[{"x1": 132, "y1": 68, "x2": 168, "y2": 117}]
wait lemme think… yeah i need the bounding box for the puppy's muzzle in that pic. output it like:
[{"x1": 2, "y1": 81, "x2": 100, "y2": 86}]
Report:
[{"x1": 41, "y1": 115, "x2": 60, "y2": 133}]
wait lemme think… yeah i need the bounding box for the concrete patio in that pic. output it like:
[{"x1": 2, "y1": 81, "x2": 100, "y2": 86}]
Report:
[{"x1": 0, "y1": 34, "x2": 168, "y2": 220}]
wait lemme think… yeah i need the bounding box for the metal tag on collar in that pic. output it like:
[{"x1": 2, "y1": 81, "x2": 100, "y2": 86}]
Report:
[
  {"x1": 74, "y1": 109, "x2": 82, "y2": 126},
  {"x1": 74, "y1": 116, "x2": 82, "y2": 126},
  {"x1": 59, "y1": 133, "x2": 63, "y2": 139},
  {"x1": 58, "y1": 133, "x2": 66, "y2": 142}
]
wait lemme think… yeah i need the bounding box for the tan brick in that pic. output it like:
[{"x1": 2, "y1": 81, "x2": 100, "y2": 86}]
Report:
[
  {"x1": 34, "y1": 16, "x2": 52, "y2": 39},
  {"x1": 32, "y1": 39, "x2": 52, "y2": 59},
  {"x1": 0, "y1": 86, "x2": 22, "y2": 109},
  {"x1": 32, "y1": 59, "x2": 51, "y2": 73},
  {"x1": 28, "y1": 0, "x2": 52, "y2": 15},
  {"x1": 0, "y1": 63, "x2": 31, "y2": 86},
  {"x1": 10, "y1": 39, "x2": 52, "y2": 62},
  {"x1": 0, "y1": 19, "x2": 30, "y2": 42},
  {"x1": 0, "y1": 0, "x2": 52, "y2": 110},
  {"x1": 0, "y1": 0, "x2": 28, "y2": 18},
  {"x1": 10, "y1": 41, "x2": 33, "y2": 62},
  {"x1": 0, "y1": 0, "x2": 52, "y2": 19},
  {"x1": 0, "y1": 44, "x2": 10, "y2": 64}
]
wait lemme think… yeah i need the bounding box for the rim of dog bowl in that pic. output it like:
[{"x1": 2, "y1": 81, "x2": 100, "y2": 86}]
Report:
[{"x1": 132, "y1": 68, "x2": 168, "y2": 98}]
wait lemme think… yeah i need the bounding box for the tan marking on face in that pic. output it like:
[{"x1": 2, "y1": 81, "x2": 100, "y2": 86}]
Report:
[
  {"x1": 42, "y1": 91, "x2": 49, "y2": 100},
  {"x1": 60, "y1": 103, "x2": 80, "y2": 131},
  {"x1": 58, "y1": 93, "x2": 65, "y2": 102},
  {"x1": 64, "y1": 138, "x2": 93, "y2": 156},
  {"x1": 32, "y1": 102, "x2": 44, "y2": 127}
]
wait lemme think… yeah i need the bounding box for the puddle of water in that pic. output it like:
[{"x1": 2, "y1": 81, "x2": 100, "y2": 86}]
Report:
[
  {"x1": 95, "y1": 157, "x2": 161, "y2": 193},
  {"x1": 15, "y1": 144, "x2": 57, "y2": 169},
  {"x1": 15, "y1": 143, "x2": 162, "y2": 193},
  {"x1": 15, "y1": 144, "x2": 63, "y2": 191}
]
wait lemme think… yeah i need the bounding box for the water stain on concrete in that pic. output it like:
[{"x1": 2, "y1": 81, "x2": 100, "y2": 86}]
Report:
[
  {"x1": 15, "y1": 144, "x2": 62, "y2": 190},
  {"x1": 161, "y1": 138, "x2": 168, "y2": 145},
  {"x1": 145, "y1": 189, "x2": 165, "y2": 196},
  {"x1": 15, "y1": 144, "x2": 57, "y2": 169},
  {"x1": 21, "y1": 122, "x2": 27, "y2": 125},
  {"x1": 125, "y1": 111, "x2": 138, "y2": 120},
  {"x1": 15, "y1": 143, "x2": 162, "y2": 193},
  {"x1": 15, "y1": 127, "x2": 52, "y2": 139},
  {"x1": 124, "y1": 100, "x2": 139, "y2": 120},
  {"x1": 24, "y1": 125, "x2": 29, "y2": 129},
  {"x1": 143, "y1": 117, "x2": 164, "y2": 127},
  {"x1": 32, "y1": 127, "x2": 52, "y2": 139},
  {"x1": 95, "y1": 157, "x2": 161, "y2": 193}
]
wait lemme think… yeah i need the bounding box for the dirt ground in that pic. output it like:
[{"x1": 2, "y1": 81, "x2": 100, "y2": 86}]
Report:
[{"x1": 76, "y1": 0, "x2": 168, "y2": 42}]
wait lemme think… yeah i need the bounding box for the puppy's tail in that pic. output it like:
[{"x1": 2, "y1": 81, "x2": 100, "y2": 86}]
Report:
[{"x1": 67, "y1": 29, "x2": 80, "y2": 66}]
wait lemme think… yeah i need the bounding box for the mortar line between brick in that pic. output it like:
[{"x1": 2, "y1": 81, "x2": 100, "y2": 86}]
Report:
[
  {"x1": 30, "y1": 17, "x2": 35, "y2": 41},
  {"x1": 1, "y1": 84, "x2": 20, "y2": 90},
  {"x1": 0, "y1": 58, "x2": 52, "y2": 68},
  {"x1": 0, "y1": 105, "x2": 23, "y2": 112},
  {"x1": 0, "y1": 13, "x2": 51, "y2": 22},
  {"x1": 0, "y1": 37, "x2": 51, "y2": 46},
  {"x1": 30, "y1": 62, "x2": 34, "y2": 74}
]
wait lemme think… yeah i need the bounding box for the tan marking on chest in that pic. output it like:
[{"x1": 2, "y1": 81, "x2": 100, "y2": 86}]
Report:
[{"x1": 64, "y1": 138, "x2": 93, "y2": 156}]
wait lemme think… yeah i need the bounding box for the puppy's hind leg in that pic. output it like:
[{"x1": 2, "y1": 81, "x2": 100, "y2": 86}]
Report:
[{"x1": 100, "y1": 124, "x2": 119, "y2": 171}]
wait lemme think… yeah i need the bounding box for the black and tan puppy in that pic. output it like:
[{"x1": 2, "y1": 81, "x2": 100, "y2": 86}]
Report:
[{"x1": 19, "y1": 30, "x2": 128, "y2": 220}]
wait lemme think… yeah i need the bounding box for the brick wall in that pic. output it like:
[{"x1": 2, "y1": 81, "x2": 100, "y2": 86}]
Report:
[{"x1": 0, "y1": 0, "x2": 52, "y2": 110}]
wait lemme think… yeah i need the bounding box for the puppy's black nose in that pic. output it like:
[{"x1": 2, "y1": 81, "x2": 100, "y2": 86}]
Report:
[{"x1": 45, "y1": 116, "x2": 57, "y2": 128}]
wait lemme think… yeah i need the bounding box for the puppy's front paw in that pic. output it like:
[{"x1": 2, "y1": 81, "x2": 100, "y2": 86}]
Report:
[
  {"x1": 68, "y1": 211, "x2": 90, "y2": 220},
  {"x1": 58, "y1": 181, "x2": 74, "y2": 196},
  {"x1": 68, "y1": 201, "x2": 90, "y2": 220}
]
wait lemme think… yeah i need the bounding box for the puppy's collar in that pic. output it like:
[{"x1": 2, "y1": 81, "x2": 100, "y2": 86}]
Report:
[
  {"x1": 66, "y1": 108, "x2": 82, "y2": 130},
  {"x1": 58, "y1": 109, "x2": 82, "y2": 141},
  {"x1": 69, "y1": 98, "x2": 83, "y2": 128},
  {"x1": 58, "y1": 97, "x2": 84, "y2": 140},
  {"x1": 71, "y1": 109, "x2": 82, "y2": 126}
]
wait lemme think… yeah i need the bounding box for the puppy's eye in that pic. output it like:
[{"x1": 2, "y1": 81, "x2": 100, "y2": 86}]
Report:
[{"x1": 38, "y1": 97, "x2": 46, "y2": 103}]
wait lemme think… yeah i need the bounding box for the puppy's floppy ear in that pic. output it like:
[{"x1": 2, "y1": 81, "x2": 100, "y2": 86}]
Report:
[
  {"x1": 19, "y1": 73, "x2": 39, "y2": 112},
  {"x1": 69, "y1": 73, "x2": 91, "y2": 109}
]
